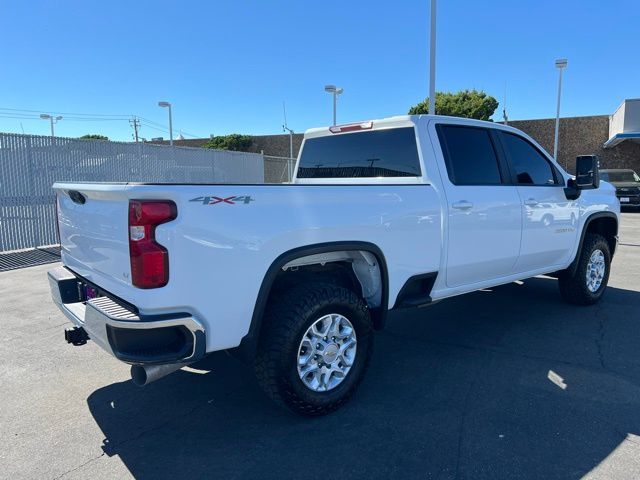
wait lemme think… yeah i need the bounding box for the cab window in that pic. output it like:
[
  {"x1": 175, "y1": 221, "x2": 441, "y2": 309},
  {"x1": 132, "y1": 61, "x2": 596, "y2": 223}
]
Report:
[
  {"x1": 500, "y1": 132, "x2": 561, "y2": 186},
  {"x1": 436, "y1": 125, "x2": 503, "y2": 185},
  {"x1": 297, "y1": 127, "x2": 421, "y2": 178}
]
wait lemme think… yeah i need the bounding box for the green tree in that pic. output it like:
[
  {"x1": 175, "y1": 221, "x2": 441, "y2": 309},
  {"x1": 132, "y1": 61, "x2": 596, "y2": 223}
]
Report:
[
  {"x1": 408, "y1": 89, "x2": 498, "y2": 121},
  {"x1": 202, "y1": 134, "x2": 253, "y2": 151},
  {"x1": 79, "y1": 134, "x2": 108, "y2": 141}
]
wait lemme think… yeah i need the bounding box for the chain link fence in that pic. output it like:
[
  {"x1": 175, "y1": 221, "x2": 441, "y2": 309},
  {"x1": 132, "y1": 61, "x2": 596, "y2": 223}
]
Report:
[
  {"x1": 263, "y1": 155, "x2": 297, "y2": 183},
  {"x1": 0, "y1": 133, "x2": 264, "y2": 253}
]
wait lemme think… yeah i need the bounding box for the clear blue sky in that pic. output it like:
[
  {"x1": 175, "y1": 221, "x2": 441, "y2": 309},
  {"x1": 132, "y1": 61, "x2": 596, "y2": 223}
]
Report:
[{"x1": 1, "y1": 0, "x2": 637, "y2": 141}]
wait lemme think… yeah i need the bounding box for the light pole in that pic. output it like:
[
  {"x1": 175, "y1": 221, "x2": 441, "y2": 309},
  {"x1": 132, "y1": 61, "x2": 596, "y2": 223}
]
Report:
[
  {"x1": 553, "y1": 58, "x2": 567, "y2": 163},
  {"x1": 158, "y1": 101, "x2": 173, "y2": 145},
  {"x1": 429, "y1": 0, "x2": 437, "y2": 115},
  {"x1": 282, "y1": 101, "x2": 295, "y2": 181},
  {"x1": 40, "y1": 114, "x2": 63, "y2": 137},
  {"x1": 324, "y1": 85, "x2": 343, "y2": 126}
]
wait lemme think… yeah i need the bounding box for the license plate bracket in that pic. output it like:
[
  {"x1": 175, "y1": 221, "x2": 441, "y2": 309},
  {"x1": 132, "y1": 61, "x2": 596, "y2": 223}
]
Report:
[{"x1": 83, "y1": 284, "x2": 101, "y2": 300}]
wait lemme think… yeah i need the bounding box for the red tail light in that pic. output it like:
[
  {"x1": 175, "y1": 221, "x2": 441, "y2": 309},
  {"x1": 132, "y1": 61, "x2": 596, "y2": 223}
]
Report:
[{"x1": 128, "y1": 200, "x2": 177, "y2": 289}]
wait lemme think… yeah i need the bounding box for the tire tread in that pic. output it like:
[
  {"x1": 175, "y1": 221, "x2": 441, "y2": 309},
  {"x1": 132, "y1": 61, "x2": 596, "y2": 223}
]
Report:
[
  {"x1": 558, "y1": 233, "x2": 611, "y2": 305},
  {"x1": 254, "y1": 282, "x2": 372, "y2": 416}
]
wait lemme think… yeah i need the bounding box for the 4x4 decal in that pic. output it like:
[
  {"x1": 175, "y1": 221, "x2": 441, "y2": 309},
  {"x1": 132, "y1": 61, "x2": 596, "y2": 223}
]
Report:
[{"x1": 189, "y1": 195, "x2": 254, "y2": 205}]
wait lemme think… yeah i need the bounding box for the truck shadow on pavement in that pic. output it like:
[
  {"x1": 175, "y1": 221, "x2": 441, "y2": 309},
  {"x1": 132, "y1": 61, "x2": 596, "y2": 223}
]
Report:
[{"x1": 87, "y1": 277, "x2": 640, "y2": 480}]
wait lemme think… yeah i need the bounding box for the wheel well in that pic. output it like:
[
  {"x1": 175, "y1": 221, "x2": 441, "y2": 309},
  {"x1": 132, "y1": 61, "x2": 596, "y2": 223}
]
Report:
[
  {"x1": 270, "y1": 262, "x2": 359, "y2": 297},
  {"x1": 237, "y1": 245, "x2": 388, "y2": 361},
  {"x1": 275, "y1": 250, "x2": 384, "y2": 312},
  {"x1": 563, "y1": 213, "x2": 618, "y2": 279},
  {"x1": 585, "y1": 216, "x2": 617, "y2": 255}
]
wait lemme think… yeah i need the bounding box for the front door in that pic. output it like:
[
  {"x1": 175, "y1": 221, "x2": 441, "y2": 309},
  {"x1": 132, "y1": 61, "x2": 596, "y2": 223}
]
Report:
[{"x1": 497, "y1": 131, "x2": 579, "y2": 272}]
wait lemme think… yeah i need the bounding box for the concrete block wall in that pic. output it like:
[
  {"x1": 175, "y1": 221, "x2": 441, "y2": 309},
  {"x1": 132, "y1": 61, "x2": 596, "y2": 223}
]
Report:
[{"x1": 509, "y1": 115, "x2": 640, "y2": 173}]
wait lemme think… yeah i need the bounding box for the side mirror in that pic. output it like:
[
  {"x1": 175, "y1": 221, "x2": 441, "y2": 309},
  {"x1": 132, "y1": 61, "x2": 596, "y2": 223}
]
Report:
[
  {"x1": 575, "y1": 155, "x2": 600, "y2": 190},
  {"x1": 564, "y1": 155, "x2": 600, "y2": 200}
]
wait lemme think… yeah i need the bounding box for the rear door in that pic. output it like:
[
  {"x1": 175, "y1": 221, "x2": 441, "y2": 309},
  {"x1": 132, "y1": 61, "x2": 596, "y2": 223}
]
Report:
[
  {"x1": 497, "y1": 131, "x2": 578, "y2": 272},
  {"x1": 434, "y1": 124, "x2": 522, "y2": 288}
]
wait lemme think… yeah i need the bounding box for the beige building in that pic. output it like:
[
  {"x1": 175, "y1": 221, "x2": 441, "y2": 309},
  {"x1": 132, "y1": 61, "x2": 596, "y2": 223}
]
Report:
[{"x1": 510, "y1": 98, "x2": 640, "y2": 173}]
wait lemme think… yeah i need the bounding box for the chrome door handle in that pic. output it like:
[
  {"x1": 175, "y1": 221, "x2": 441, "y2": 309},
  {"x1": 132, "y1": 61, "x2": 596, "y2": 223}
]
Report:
[
  {"x1": 524, "y1": 198, "x2": 538, "y2": 206},
  {"x1": 452, "y1": 201, "x2": 473, "y2": 210}
]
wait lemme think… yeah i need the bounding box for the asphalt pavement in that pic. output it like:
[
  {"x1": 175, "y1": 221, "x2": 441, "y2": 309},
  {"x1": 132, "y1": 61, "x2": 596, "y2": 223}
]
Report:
[{"x1": 1, "y1": 213, "x2": 639, "y2": 479}]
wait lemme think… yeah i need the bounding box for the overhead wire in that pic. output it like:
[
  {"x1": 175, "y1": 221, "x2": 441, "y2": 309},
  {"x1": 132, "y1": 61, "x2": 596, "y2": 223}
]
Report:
[{"x1": 0, "y1": 106, "x2": 205, "y2": 137}]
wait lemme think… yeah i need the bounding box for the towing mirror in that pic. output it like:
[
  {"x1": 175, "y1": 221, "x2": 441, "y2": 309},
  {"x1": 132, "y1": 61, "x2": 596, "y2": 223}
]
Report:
[
  {"x1": 564, "y1": 155, "x2": 600, "y2": 200},
  {"x1": 575, "y1": 155, "x2": 600, "y2": 190}
]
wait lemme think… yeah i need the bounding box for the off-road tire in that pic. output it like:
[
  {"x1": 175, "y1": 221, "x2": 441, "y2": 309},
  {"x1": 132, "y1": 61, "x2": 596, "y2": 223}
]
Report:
[
  {"x1": 558, "y1": 233, "x2": 611, "y2": 305},
  {"x1": 254, "y1": 282, "x2": 373, "y2": 416}
]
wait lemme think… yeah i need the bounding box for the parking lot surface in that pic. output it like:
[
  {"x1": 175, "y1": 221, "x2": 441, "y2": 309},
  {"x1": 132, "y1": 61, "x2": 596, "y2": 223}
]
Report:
[{"x1": 1, "y1": 213, "x2": 639, "y2": 480}]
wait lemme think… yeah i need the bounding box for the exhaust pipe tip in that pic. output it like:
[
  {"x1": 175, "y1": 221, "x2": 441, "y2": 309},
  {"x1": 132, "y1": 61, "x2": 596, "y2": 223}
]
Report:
[
  {"x1": 130, "y1": 365, "x2": 149, "y2": 386},
  {"x1": 131, "y1": 363, "x2": 186, "y2": 387}
]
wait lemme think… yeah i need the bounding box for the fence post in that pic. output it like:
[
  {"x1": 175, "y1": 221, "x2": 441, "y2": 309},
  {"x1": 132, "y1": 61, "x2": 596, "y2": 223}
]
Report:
[{"x1": 0, "y1": 135, "x2": 5, "y2": 251}]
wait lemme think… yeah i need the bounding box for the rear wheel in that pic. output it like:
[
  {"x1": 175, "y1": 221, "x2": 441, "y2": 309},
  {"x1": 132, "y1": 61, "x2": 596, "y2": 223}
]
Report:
[
  {"x1": 254, "y1": 282, "x2": 373, "y2": 416},
  {"x1": 558, "y1": 233, "x2": 611, "y2": 305}
]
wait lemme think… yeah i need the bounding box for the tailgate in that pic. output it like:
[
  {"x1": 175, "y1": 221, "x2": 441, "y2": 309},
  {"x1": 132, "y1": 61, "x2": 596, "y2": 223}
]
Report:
[{"x1": 54, "y1": 183, "x2": 131, "y2": 289}]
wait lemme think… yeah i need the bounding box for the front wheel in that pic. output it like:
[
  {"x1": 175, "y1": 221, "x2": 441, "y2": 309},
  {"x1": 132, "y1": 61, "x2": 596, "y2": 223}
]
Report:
[
  {"x1": 254, "y1": 283, "x2": 373, "y2": 416},
  {"x1": 558, "y1": 233, "x2": 611, "y2": 305}
]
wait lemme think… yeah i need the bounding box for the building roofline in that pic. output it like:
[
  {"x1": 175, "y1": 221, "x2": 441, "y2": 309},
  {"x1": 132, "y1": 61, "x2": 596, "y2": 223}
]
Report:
[{"x1": 506, "y1": 114, "x2": 610, "y2": 123}]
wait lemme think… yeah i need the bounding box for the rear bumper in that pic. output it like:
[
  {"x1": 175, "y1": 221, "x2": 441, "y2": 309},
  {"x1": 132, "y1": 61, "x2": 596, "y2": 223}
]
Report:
[{"x1": 48, "y1": 266, "x2": 206, "y2": 365}]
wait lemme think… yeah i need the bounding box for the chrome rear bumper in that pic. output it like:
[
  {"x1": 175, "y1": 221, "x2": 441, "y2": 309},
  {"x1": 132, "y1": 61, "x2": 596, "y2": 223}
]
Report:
[{"x1": 48, "y1": 266, "x2": 206, "y2": 365}]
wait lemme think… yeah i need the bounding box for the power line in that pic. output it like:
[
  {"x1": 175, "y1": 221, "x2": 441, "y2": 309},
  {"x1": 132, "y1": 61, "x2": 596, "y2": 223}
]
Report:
[
  {"x1": 0, "y1": 113, "x2": 128, "y2": 122},
  {"x1": 138, "y1": 120, "x2": 201, "y2": 138},
  {"x1": 0, "y1": 106, "x2": 205, "y2": 138},
  {"x1": 0, "y1": 106, "x2": 131, "y2": 117}
]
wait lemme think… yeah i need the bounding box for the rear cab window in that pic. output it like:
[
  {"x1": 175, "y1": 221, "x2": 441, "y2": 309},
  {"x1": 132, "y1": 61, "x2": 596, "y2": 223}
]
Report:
[{"x1": 297, "y1": 127, "x2": 422, "y2": 179}]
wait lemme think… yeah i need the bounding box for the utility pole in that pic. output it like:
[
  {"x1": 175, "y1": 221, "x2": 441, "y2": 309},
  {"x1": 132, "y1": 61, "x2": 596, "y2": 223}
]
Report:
[{"x1": 129, "y1": 116, "x2": 141, "y2": 142}]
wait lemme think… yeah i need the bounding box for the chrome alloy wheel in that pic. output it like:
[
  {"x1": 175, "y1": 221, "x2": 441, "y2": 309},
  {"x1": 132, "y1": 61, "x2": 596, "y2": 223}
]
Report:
[
  {"x1": 586, "y1": 249, "x2": 606, "y2": 293},
  {"x1": 297, "y1": 313, "x2": 357, "y2": 392}
]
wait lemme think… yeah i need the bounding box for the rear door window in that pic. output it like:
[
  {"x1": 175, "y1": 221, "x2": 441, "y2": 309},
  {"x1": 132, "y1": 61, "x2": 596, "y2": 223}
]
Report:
[
  {"x1": 297, "y1": 127, "x2": 421, "y2": 178},
  {"x1": 436, "y1": 125, "x2": 503, "y2": 185}
]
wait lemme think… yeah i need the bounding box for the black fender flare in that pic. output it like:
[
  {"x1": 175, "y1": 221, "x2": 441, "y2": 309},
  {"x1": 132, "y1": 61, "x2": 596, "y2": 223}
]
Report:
[
  {"x1": 236, "y1": 241, "x2": 389, "y2": 360},
  {"x1": 565, "y1": 211, "x2": 618, "y2": 277}
]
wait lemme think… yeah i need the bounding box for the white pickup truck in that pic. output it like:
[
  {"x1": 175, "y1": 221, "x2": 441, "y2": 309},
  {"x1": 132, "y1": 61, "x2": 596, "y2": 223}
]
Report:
[{"x1": 49, "y1": 115, "x2": 620, "y2": 415}]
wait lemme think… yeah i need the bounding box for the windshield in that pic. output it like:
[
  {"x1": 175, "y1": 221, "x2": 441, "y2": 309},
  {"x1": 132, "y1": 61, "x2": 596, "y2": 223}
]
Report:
[{"x1": 600, "y1": 171, "x2": 640, "y2": 183}]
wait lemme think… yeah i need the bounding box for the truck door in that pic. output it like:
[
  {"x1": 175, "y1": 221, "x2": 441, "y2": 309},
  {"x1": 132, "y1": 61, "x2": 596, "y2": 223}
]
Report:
[
  {"x1": 497, "y1": 131, "x2": 579, "y2": 272},
  {"x1": 434, "y1": 124, "x2": 522, "y2": 288}
]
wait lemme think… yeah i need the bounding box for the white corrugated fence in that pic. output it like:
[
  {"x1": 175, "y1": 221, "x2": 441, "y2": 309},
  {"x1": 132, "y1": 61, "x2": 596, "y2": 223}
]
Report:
[{"x1": 0, "y1": 133, "x2": 264, "y2": 252}]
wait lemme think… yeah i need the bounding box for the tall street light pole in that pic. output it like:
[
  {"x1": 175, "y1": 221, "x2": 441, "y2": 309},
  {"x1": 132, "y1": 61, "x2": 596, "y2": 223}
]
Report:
[
  {"x1": 429, "y1": 0, "x2": 437, "y2": 115},
  {"x1": 40, "y1": 114, "x2": 63, "y2": 137},
  {"x1": 324, "y1": 85, "x2": 343, "y2": 125},
  {"x1": 553, "y1": 58, "x2": 567, "y2": 164},
  {"x1": 158, "y1": 101, "x2": 173, "y2": 145}
]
